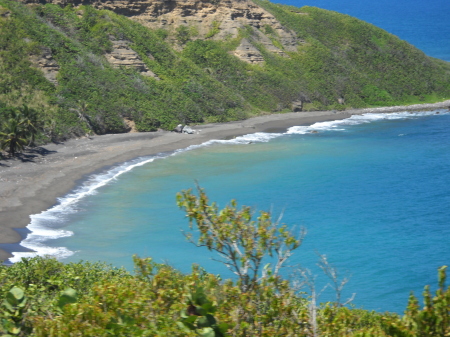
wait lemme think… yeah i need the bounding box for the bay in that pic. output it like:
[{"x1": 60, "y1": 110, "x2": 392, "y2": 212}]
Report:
[
  {"x1": 8, "y1": 0, "x2": 450, "y2": 313},
  {"x1": 19, "y1": 111, "x2": 450, "y2": 313}
]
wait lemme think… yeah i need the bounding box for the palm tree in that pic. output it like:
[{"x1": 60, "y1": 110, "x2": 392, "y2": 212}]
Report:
[
  {"x1": 0, "y1": 118, "x2": 27, "y2": 156},
  {"x1": 18, "y1": 105, "x2": 40, "y2": 146},
  {"x1": 71, "y1": 100, "x2": 95, "y2": 135}
]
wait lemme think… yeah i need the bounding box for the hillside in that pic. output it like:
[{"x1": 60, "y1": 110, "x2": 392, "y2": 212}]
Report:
[{"x1": 0, "y1": 0, "x2": 449, "y2": 144}]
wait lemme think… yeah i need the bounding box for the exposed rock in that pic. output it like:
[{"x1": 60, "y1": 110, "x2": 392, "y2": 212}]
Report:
[
  {"x1": 105, "y1": 39, "x2": 160, "y2": 79},
  {"x1": 124, "y1": 117, "x2": 138, "y2": 132},
  {"x1": 0, "y1": 8, "x2": 11, "y2": 17},
  {"x1": 29, "y1": 46, "x2": 59, "y2": 86},
  {"x1": 248, "y1": 27, "x2": 286, "y2": 57},
  {"x1": 138, "y1": 0, "x2": 301, "y2": 56},
  {"x1": 234, "y1": 38, "x2": 264, "y2": 64},
  {"x1": 182, "y1": 125, "x2": 194, "y2": 134},
  {"x1": 174, "y1": 124, "x2": 183, "y2": 133},
  {"x1": 17, "y1": 0, "x2": 302, "y2": 55},
  {"x1": 291, "y1": 100, "x2": 303, "y2": 112}
]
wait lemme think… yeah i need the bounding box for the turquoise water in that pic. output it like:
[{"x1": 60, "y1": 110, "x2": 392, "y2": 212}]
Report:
[
  {"x1": 7, "y1": 0, "x2": 450, "y2": 313},
  {"x1": 12, "y1": 111, "x2": 450, "y2": 313}
]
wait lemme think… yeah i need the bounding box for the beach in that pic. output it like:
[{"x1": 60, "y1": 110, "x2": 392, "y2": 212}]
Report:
[{"x1": 1, "y1": 101, "x2": 449, "y2": 262}]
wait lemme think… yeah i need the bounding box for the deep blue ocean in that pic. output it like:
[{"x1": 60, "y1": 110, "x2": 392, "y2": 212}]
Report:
[
  {"x1": 6, "y1": 0, "x2": 450, "y2": 314},
  {"x1": 275, "y1": 0, "x2": 450, "y2": 62}
]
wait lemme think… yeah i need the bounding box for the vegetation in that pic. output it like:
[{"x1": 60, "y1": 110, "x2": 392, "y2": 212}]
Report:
[
  {"x1": 0, "y1": 189, "x2": 449, "y2": 336},
  {"x1": 0, "y1": 0, "x2": 449, "y2": 149},
  {"x1": 177, "y1": 186, "x2": 304, "y2": 293},
  {"x1": 254, "y1": 2, "x2": 450, "y2": 106},
  {"x1": 0, "y1": 0, "x2": 247, "y2": 143},
  {"x1": 1, "y1": 257, "x2": 448, "y2": 336},
  {"x1": 0, "y1": 105, "x2": 44, "y2": 156},
  {"x1": 0, "y1": 0, "x2": 449, "y2": 331}
]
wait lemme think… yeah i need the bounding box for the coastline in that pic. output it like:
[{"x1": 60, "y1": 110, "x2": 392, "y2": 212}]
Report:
[{"x1": 1, "y1": 100, "x2": 449, "y2": 262}]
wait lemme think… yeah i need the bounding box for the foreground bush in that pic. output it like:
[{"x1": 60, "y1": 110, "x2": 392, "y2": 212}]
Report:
[
  {"x1": 0, "y1": 257, "x2": 448, "y2": 336},
  {"x1": 1, "y1": 190, "x2": 449, "y2": 336},
  {"x1": 0, "y1": 257, "x2": 384, "y2": 336}
]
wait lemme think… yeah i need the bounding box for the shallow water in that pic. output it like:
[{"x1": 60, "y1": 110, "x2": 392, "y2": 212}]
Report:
[
  {"x1": 6, "y1": 0, "x2": 450, "y2": 313},
  {"x1": 10, "y1": 111, "x2": 450, "y2": 313}
]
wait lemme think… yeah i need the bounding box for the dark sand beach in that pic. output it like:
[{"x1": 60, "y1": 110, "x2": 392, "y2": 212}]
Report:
[{"x1": 1, "y1": 101, "x2": 449, "y2": 261}]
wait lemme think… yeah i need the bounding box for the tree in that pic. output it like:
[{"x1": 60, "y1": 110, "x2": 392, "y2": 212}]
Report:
[
  {"x1": 10, "y1": 104, "x2": 43, "y2": 146},
  {"x1": 0, "y1": 105, "x2": 43, "y2": 156},
  {"x1": 0, "y1": 118, "x2": 27, "y2": 156},
  {"x1": 70, "y1": 100, "x2": 96, "y2": 135},
  {"x1": 17, "y1": 105, "x2": 40, "y2": 146},
  {"x1": 176, "y1": 185, "x2": 305, "y2": 292},
  {"x1": 399, "y1": 265, "x2": 450, "y2": 337},
  {"x1": 175, "y1": 25, "x2": 192, "y2": 45}
]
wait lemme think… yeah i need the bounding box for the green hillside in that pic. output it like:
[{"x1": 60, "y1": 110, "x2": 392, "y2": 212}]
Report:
[{"x1": 0, "y1": 0, "x2": 449, "y2": 145}]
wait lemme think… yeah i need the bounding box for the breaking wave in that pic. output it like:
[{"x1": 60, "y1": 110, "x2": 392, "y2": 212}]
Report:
[{"x1": 8, "y1": 109, "x2": 448, "y2": 263}]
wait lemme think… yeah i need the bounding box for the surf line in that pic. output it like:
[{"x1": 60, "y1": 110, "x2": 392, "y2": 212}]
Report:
[{"x1": 9, "y1": 109, "x2": 448, "y2": 263}]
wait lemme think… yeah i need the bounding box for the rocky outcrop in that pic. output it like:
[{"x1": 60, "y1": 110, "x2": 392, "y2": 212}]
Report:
[
  {"x1": 291, "y1": 100, "x2": 303, "y2": 112},
  {"x1": 131, "y1": 0, "x2": 300, "y2": 53},
  {"x1": 234, "y1": 38, "x2": 264, "y2": 64},
  {"x1": 18, "y1": 0, "x2": 303, "y2": 62},
  {"x1": 0, "y1": 7, "x2": 11, "y2": 17},
  {"x1": 182, "y1": 125, "x2": 195, "y2": 134},
  {"x1": 123, "y1": 117, "x2": 138, "y2": 132},
  {"x1": 105, "y1": 39, "x2": 160, "y2": 79},
  {"x1": 29, "y1": 46, "x2": 59, "y2": 85},
  {"x1": 247, "y1": 27, "x2": 286, "y2": 57}
]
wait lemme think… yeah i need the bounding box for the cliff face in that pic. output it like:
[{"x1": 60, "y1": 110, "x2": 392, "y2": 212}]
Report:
[
  {"x1": 29, "y1": 46, "x2": 60, "y2": 85},
  {"x1": 19, "y1": 0, "x2": 301, "y2": 62},
  {"x1": 105, "y1": 38, "x2": 160, "y2": 78}
]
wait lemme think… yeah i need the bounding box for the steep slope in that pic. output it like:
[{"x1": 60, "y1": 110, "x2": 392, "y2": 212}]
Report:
[
  {"x1": 0, "y1": 0, "x2": 449, "y2": 144},
  {"x1": 18, "y1": 0, "x2": 300, "y2": 55}
]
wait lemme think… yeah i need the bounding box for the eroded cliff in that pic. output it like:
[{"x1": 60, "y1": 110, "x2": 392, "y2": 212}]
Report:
[{"x1": 19, "y1": 0, "x2": 302, "y2": 63}]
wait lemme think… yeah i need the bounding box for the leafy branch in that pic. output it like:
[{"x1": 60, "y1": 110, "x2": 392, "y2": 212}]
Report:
[{"x1": 176, "y1": 184, "x2": 305, "y2": 292}]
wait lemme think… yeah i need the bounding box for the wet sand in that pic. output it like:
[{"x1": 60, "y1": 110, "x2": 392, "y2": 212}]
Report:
[{"x1": 1, "y1": 101, "x2": 449, "y2": 261}]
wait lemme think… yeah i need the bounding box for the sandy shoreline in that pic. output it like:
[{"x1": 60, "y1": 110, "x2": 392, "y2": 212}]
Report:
[{"x1": 1, "y1": 100, "x2": 449, "y2": 262}]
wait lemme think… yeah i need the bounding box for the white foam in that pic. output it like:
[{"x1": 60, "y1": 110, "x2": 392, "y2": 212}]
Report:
[
  {"x1": 286, "y1": 109, "x2": 448, "y2": 134},
  {"x1": 9, "y1": 154, "x2": 165, "y2": 263},
  {"x1": 9, "y1": 133, "x2": 285, "y2": 263},
  {"x1": 9, "y1": 109, "x2": 448, "y2": 263},
  {"x1": 178, "y1": 132, "x2": 283, "y2": 153}
]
